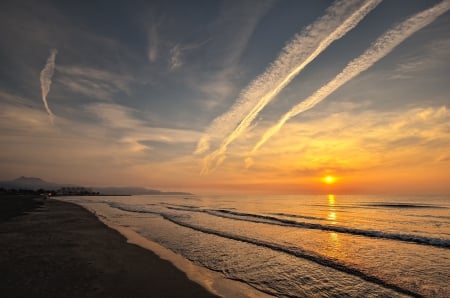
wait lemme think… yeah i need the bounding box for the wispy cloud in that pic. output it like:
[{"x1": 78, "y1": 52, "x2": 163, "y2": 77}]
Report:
[
  {"x1": 57, "y1": 66, "x2": 133, "y2": 100},
  {"x1": 198, "y1": 0, "x2": 382, "y2": 174},
  {"x1": 40, "y1": 49, "x2": 58, "y2": 124},
  {"x1": 250, "y1": 0, "x2": 450, "y2": 163},
  {"x1": 242, "y1": 104, "x2": 450, "y2": 176},
  {"x1": 169, "y1": 44, "x2": 182, "y2": 70},
  {"x1": 390, "y1": 37, "x2": 450, "y2": 79},
  {"x1": 87, "y1": 103, "x2": 143, "y2": 129},
  {"x1": 211, "y1": 0, "x2": 274, "y2": 66},
  {"x1": 0, "y1": 92, "x2": 57, "y2": 135},
  {"x1": 87, "y1": 103, "x2": 202, "y2": 148},
  {"x1": 177, "y1": 0, "x2": 274, "y2": 112},
  {"x1": 0, "y1": 95, "x2": 202, "y2": 178},
  {"x1": 147, "y1": 20, "x2": 160, "y2": 63},
  {"x1": 168, "y1": 41, "x2": 208, "y2": 71}
]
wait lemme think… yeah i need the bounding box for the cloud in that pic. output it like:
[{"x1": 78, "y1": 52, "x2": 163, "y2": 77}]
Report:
[
  {"x1": 244, "y1": 105, "x2": 450, "y2": 175},
  {"x1": 168, "y1": 41, "x2": 208, "y2": 71},
  {"x1": 390, "y1": 37, "x2": 450, "y2": 79},
  {"x1": 147, "y1": 20, "x2": 160, "y2": 63},
  {"x1": 0, "y1": 105, "x2": 135, "y2": 182},
  {"x1": 0, "y1": 96, "x2": 204, "y2": 184},
  {"x1": 251, "y1": 0, "x2": 450, "y2": 157},
  {"x1": 204, "y1": 0, "x2": 275, "y2": 67},
  {"x1": 178, "y1": 0, "x2": 274, "y2": 111},
  {"x1": 169, "y1": 44, "x2": 183, "y2": 70},
  {"x1": 197, "y1": 0, "x2": 382, "y2": 174},
  {"x1": 194, "y1": 73, "x2": 237, "y2": 110},
  {"x1": 39, "y1": 49, "x2": 58, "y2": 124},
  {"x1": 0, "y1": 92, "x2": 57, "y2": 136},
  {"x1": 87, "y1": 103, "x2": 143, "y2": 129},
  {"x1": 57, "y1": 65, "x2": 133, "y2": 100},
  {"x1": 87, "y1": 103, "x2": 202, "y2": 147}
]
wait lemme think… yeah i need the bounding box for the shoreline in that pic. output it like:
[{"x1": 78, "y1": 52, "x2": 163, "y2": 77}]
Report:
[
  {"x1": 61, "y1": 197, "x2": 273, "y2": 298},
  {"x1": 0, "y1": 195, "x2": 217, "y2": 297}
]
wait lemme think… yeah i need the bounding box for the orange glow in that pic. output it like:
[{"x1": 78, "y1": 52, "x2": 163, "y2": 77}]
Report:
[
  {"x1": 328, "y1": 194, "x2": 335, "y2": 205},
  {"x1": 323, "y1": 175, "x2": 336, "y2": 184},
  {"x1": 327, "y1": 194, "x2": 337, "y2": 223}
]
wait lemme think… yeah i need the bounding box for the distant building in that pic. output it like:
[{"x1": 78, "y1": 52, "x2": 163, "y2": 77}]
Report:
[{"x1": 57, "y1": 187, "x2": 98, "y2": 196}]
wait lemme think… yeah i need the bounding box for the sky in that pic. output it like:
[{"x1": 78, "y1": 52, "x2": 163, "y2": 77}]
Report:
[{"x1": 1, "y1": 0, "x2": 450, "y2": 195}]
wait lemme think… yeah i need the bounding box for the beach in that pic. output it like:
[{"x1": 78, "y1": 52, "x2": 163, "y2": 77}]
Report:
[{"x1": 0, "y1": 194, "x2": 217, "y2": 298}]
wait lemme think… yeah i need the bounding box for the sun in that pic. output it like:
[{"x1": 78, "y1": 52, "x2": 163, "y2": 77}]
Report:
[{"x1": 323, "y1": 175, "x2": 336, "y2": 184}]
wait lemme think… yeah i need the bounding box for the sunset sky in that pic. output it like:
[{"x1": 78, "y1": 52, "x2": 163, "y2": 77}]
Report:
[{"x1": 1, "y1": 0, "x2": 450, "y2": 194}]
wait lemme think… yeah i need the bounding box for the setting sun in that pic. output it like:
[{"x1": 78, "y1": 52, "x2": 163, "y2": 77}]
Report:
[{"x1": 323, "y1": 175, "x2": 336, "y2": 184}]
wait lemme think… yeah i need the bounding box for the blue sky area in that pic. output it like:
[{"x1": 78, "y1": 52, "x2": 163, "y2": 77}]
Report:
[{"x1": 1, "y1": 0, "x2": 449, "y2": 194}]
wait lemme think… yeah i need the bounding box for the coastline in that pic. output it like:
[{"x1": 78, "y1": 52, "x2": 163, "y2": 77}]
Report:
[
  {"x1": 60, "y1": 197, "x2": 274, "y2": 298},
  {"x1": 0, "y1": 195, "x2": 217, "y2": 297}
]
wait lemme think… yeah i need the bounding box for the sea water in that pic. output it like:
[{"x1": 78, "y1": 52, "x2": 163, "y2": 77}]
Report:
[{"x1": 59, "y1": 194, "x2": 450, "y2": 297}]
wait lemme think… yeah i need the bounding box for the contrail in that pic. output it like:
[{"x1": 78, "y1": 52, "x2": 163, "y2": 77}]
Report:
[
  {"x1": 198, "y1": 0, "x2": 382, "y2": 174},
  {"x1": 40, "y1": 48, "x2": 58, "y2": 124},
  {"x1": 250, "y1": 0, "x2": 450, "y2": 161}
]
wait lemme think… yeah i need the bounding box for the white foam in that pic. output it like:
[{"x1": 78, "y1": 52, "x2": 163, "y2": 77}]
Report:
[{"x1": 57, "y1": 198, "x2": 273, "y2": 298}]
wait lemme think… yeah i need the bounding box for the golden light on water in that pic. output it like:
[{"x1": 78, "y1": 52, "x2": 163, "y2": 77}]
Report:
[
  {"x1": 328, "y1": 194, "x2": 335, "y2": 205},
  {"x1": 327, "y1": 194, "x2": 337, "y2": 223},
  {"x1": 330, "y1": 232, "x2": 339, "y2": 242},
  {"x1": 327, "y1": 211, "x2": 337, "y2": 221}
]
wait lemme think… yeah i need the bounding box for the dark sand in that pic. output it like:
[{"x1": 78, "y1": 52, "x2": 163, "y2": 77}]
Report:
[{"x1": 0, "y1": 195, "x2": 217, "y2": 297}]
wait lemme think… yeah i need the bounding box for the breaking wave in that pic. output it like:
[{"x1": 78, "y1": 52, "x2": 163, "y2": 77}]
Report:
[{"x1": 108, "y1": 202, "x2": 450, "y2": 249}]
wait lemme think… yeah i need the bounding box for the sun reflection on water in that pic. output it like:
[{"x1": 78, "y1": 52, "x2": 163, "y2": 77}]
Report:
[
  {"x1": 328, "y1": 231, "x2": 341, "y2": 257},
  {"x1": 327, "y1": 194, "x2": 337, "y2": 224},
  {"x1": 327, "y1": 195, "x2": 341, "y2": 257},
  {"x1": 328, "y1": 194, "x2": 335, "y2": 205},
  {"x1": 330, "y1": 232, "x2": 339, "y2": 242},
  {"x1": 327, "y1": 211, "x2": 337, "y2": 221}
]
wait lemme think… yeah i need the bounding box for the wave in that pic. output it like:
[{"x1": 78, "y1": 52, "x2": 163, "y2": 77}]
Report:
[
  {"x1": 163, "y1": 205, "x2": 450, "y2": 249},
  {"x1": 406, "y1": 214, "x2": 450, "y2": 220},
  {"x1": 309, "y1": 202, "x2": 447, "y2": 211},
  {"x1": 107, "y1": 202, "x2": 160, "y2": 215},
  {"x1": 160, "y1": 213, "x2": 420, "y2": 298},
  {"x1": 161, "y1": 203, "x2": 200, "y2": 209},
  {"x1": 268, "y1": 212, "x2": 322, "y2": 221},
  {"x1": 362, "y1": 202, "x2": 448, "y2": 209},
  {"x1": 103, "y1": 201, "x2": 442, "y2": 296},
  {"x1": 106, "y1": 202, "x2": 450, "y2": 248},
  {"x1": 182, "y1": 197, "x2": 202, "y2": 200},
  {"x1": 211, "y1": 209, "x2": 450, "y2": 248}
]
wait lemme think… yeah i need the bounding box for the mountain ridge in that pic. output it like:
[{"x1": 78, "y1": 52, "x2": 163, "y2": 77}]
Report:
[{"x1": 0, "y1": 177, "x2": 193, "y2": 196}]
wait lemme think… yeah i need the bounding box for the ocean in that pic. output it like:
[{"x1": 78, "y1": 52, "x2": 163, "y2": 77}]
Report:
[{"x1": 59, "y1": 194, "x2": 450, "y2": 297}]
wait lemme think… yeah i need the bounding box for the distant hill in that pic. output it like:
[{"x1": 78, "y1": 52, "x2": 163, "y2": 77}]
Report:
[
  {"x1": 0, "y1": 177, "x2": 192, "y2": 196},
  {"x1": 0, "y1": 176, "x2": 69, "y2": 191}
]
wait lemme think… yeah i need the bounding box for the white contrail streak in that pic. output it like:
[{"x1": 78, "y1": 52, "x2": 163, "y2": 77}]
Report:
[
  {"x1": 199, "y1": 0, "x2": 382, "y2": 174},
  {"x1": 40, "y1": 49, "x2": 58, "y2": 124},
  {"x1": 250, "y1": 0, "x2": 450, "y2": 159}
]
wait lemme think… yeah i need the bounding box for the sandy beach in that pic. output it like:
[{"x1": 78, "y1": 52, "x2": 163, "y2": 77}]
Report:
[{"x1": 0, "y1": 194, "x2": 217, "y2": 297}]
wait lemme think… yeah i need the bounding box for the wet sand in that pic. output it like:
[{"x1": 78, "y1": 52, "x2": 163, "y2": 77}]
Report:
[{"x1": 0, "y1": 195, "x2": 217, "y2": 297}]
